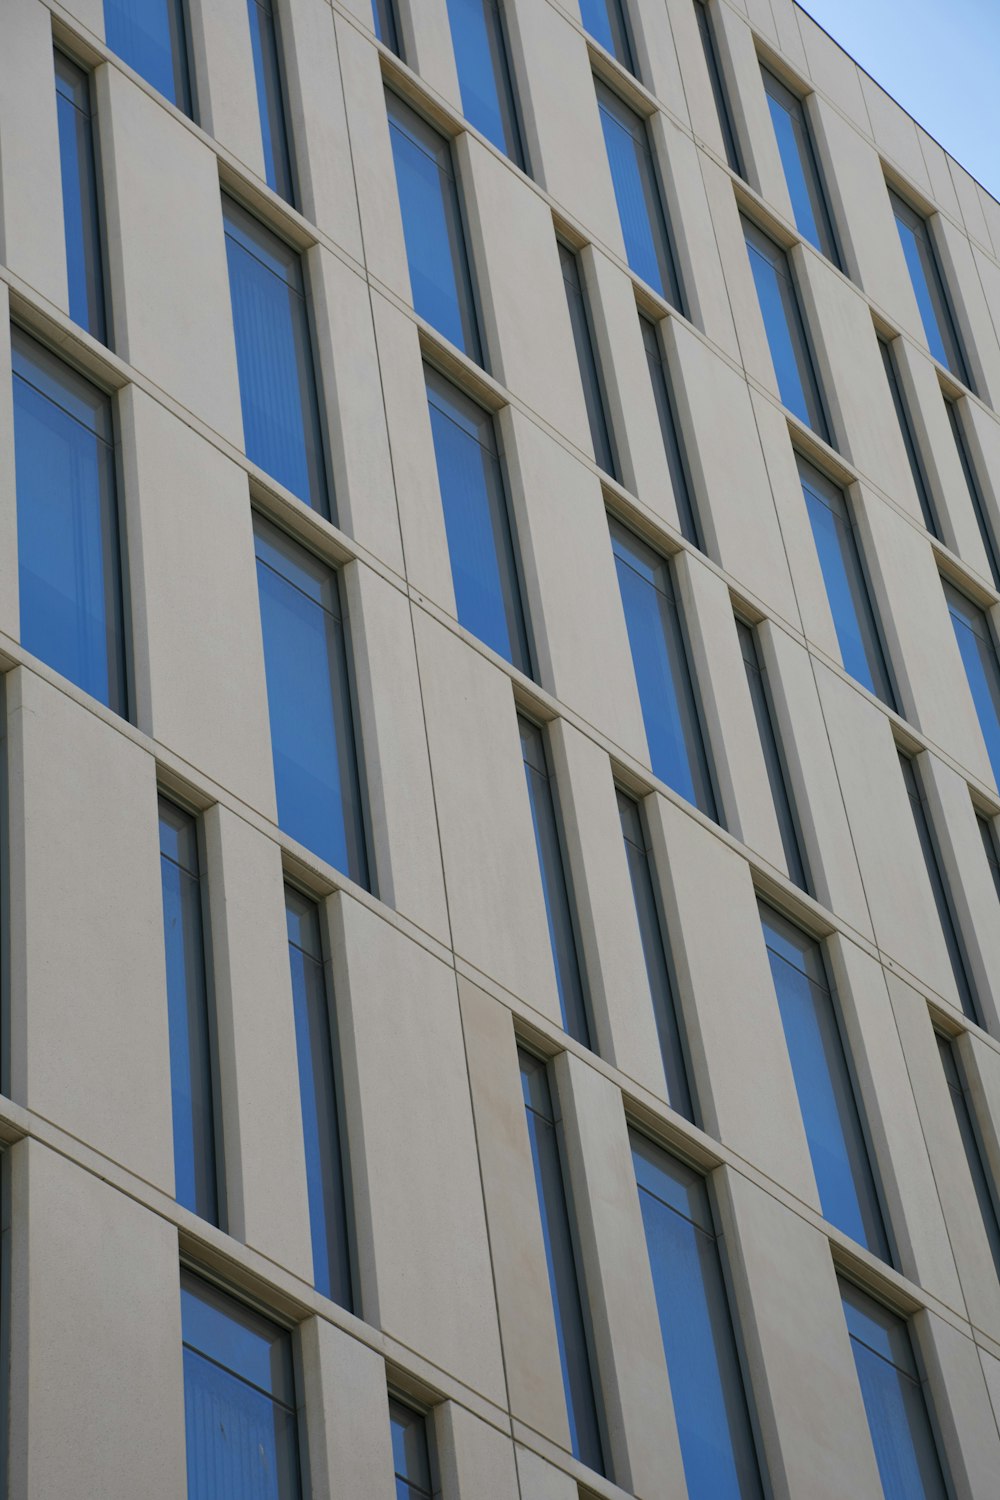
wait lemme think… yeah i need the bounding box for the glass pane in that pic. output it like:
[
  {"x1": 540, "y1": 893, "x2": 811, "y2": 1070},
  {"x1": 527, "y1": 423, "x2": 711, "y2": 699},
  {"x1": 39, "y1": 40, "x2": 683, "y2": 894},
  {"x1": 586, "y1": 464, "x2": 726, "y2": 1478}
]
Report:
[
  {"x1": 737, "y1": 620, "x2": 808, "y2": 890},
  {"x1": 387, "y1": 92, "x2": 483, "y2": 362},
  {"x1": 798, "y1": 457, "x2": 894, "y2": 705},
  {"x1": 945, "y1": 581, "x2": 1000, "y2": 783},
  {"x1": 160, "y1": 799, "x2": 219, "y2": 1224},
  {"x1": 761, "y1": 67, "x2": 838, "y2": 263},
  {"x1": 519, "y1": 1051, "x2": 605, "y2": 1474},
  {"x1": 247, "y1": 0, "x2": 295, "y2": 204},
  {"x1": 285, "y1": 887, "x2": 354, "y2": 1309},
  {"x1": 937, "y1": 1034, "x2": 1000, "y2": 1277},
  {"x1": 559, "y1": 242, "x2": 617, "y2": 478},
  {"x1": 11, "y1": 328, "x2": 127, "y2": 716},
  {"x1": 223, "y1": 197, "x2": 330, "y2": 516},
  {"x1": 425, "y1": 367, "x2": 530, "y2": 671},
  {"x1": 945, "y1": 398, "x2": 1000, "y2": 587},
  {"x1": 181, "y1": 1273, "x2": 301, "y2": 1500},
  {"x1": 618, "y1": 790, "x2": 693, "y2": 1117},
  {"x1": 742, "y1": 218, "x2": 828, "y2": 439},
  {"x1": 597, "y1": 82, "x2": 682, "y2": 308},
  {"x1": 762, "y1": 908, "x2": 889, "y2": 1258},
  {"x1": 695, "y1": 0, "x2": 741, "y2": 175},
  {"x1": 631, "y1": 1134, "x2": 763, "y2": 1500},
  {"x1": 371, "y1": 0, "x2": 401, "y2": 54},
  {"x1": 878, "y1": 338, "x2": 937, "y2": 535},
  {"x1": 841, "y1": 1282, "x2": 949, "y2": 1500},
  {"x1": 103, "y1": 0, "x2": 193, "y2": 115},
  {"x1": 389, "y1": 1400, "x2": 434, "y2": 1500},
  {"x1": 446, "y1": 0, "x2": 524, "y2": 165},
  {"x1": 611, "y1": 522, "x2": 717, "y2": 818},
  {"x1": 640, "y1": 314, "x2": 700, "y2": 547},
  {"x1": 519, "y1": 719, "x2": 592, "y2": 1048},
  {"x1": 254, "y1": 516, "x2": 370, "y2": 888},
  {"x1": 890, "y1": 190, "x2": 968, "y2": 385},
  {"x1": 55, "y1": 52, "x2": 107, "y2": 343},
  {"x1": 978, "y1": 814, "x2": 1000, "y2": 903},
  {"x1": 579, "y1": 0, "x2": 634, "y2": 70}
]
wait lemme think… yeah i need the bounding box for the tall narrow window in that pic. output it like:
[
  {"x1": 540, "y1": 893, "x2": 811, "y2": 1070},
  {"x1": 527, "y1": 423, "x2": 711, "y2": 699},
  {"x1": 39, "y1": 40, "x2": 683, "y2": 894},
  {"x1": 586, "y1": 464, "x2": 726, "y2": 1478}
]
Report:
[
  {"x1": 285, "y1": 887, "x2": 354, "y2": 1310},
  {"x1": 878, "y1": 335, "x2": 939, "y2": 536},
  {"x1": 445, "y1": 0, "x2": 524, "y2": 166},
  {"x1": 371, "y1": 0, "x2": 401, "y2": 54},
  {"x1": 181, "y1": 1272, "x2": 303, "y2": 1499},
  {"x1": 760, "y1": 66, "x2": 839, "y2": 264},
  {"x1": 977, "y1": 811, "x2": 1000, "y2": 904},
  {"x1": 797, "y1": 456, "x2": 895, "y2": 706},
  {"x1": 387, "y1": 91, "x2": 483, "y2": 363},
  {"x1": 640, "y1": 313, "x2": 700, "y2": 547},
  {"x1": 159, "y1": 799, "x2": 220, "y2": 1226},
  {"x1": 611, "y1": 520, "x2": 717, "y2": 818},
  {"x1": 738, "y1": 619, "x2": 809, "y2": 891},
  {"x1": 841, "y1": 1280, "x2": 949, "y2": 1500},
  {"x1": 899, "y1": 752, "x2": 979, "y2": 1024},
  {"x1": 618, "y1": 790, "x2": 693, "y2": 1117},
  {"x1": 945, "y1": 396, "x2": 1000, "y2": 588},
  {"x1": 596, "y1": 81, "x2": 683, "y2": 309},
  {"x1": 695, "y1": 0, "x2": 742, "y2": 176},
  {"x1": 247, "y1": 0, "x2": 296, "y2": 204},
  {"x1": 425, "y1": 366, "x2": 531, "y2": 672},
  {"x1": 889, "y1": 188, "x2": 969, "y2": 386},
  {"x1": 519, "y1": 1050, "x2": 605, "y2": 1475},
  {"x1": 55, "y1": 52, "x2": 107, "y2": 344},
  {"x1": 761, "y1": 906, "x2": 890, "y2": 1258},
  {"x1": 520, "y1": 718, "x2": 593, "y2": 1049},
  {"x1": 742, "y1": 217, "x2": 828, "y2": 439},
  {"x1": 632, "y1": 1132, "x2": 764, "y2": 1500},
  {"x1": 11, "y1": 328, "x2": 128, "y2": 716},
  {"x1": 390, "y1": 1399, "x2": 436, "y2": 1500},
  {"x1": 223, "y1": 197, "x2": 330, "y2": 516},
  {"x1": 254, "y1": 515, "x2": 370, "y2": 888},
  {"x1": 103, "y1": 0, "x2": 194, "y2": 116},
  {"x1": 580, "y1": 0, "x2": 635, "y2": 72},
  {"x1": 559, "y1": 242, "x2": 618, "y2": 479},
  {"x1": 944, "y1": 580, "x2": 1000, "y2": 783},
  {"x1": 937, "y1": 1032, "x2": 1000, "y2": 1276}
]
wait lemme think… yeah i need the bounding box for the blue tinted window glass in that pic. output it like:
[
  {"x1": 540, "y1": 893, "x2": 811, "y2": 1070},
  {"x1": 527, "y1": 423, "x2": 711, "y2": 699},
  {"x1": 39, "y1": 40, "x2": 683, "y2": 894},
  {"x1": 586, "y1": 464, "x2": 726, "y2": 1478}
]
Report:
[
  {"x1": 254, "y1": 516, "x2": 370, "y2": 888},
  {"x1": 11, "y1": 329, "x2": 127, "y2": 716},
  {"x1": 695, "y1": 0, "x2": 741, "y2": 175},
  {"x1": 390, "y1": 1401, "x2": 434, "y2": 1499},
  {"x1": 559, "y1": 242, "x2": 617, "y2": 479},
  {"x1": 597, "y1": 82, "x2": 682, "y2": 308},
  {"x1": 611, "y1": 522, "x2": 717, "y2": 818},
  {"x1": 937, "y1": 1034, "x2": 1000, "y2": 1278},
  {"x1": 945, "y1": 397, "x2": 1000, "y2": 588},
  {"x1": 446, "y1": 0, "x2": 523, "y2": 165},
  {"x1": 618, "y1": 791, "x2": 693, "y2": 1117},
  {"x1": 425, "y1": 368, "x2": 530, "y2": 672},
  {"x1": 519, "y1": 1051, "x2": 606, "y2": 1474},
  {"x1": 248, "y1": 0, "x2": 295, "y2": 204},
  {"x1": 159, "y1": 799, "x2": 219, "y2": 1224},
  {"x1": 181, "y1": 1273, "x2": 302, "y2": 1500},
  {"x1": 798, "y1": 457, "x2": 894, "y2": 706},
  {"x1": 520, "y1": 719, "x2": 592, "y2": 1048},
  {"x1": 742, "y1": 217, "x2": 828, "y2": 438},
  {"x1": 371, "y1": 0, "x2": 401, "y2": 53},
  {"x1": 286, "y1": 887, "x2": 354, "y2": 1309},
  {"x1": 387, "y1": 92, "x2": 482, "y2": 362},
  {"x1": 761, "y1": 67, "x2": 838, "y2": 264},
  {"x1": 945, "y1": 581, "x2": 1000, "y2": 784},
  {"x1": 579, "y1": 0, "x2": 634, "y2": 70},
  {"x1": 890, "y1": 189, "x2": 969, "y2": 386},
  {"x1": 104, "y1": 0, "x2": 193, "y2": 115},
  {"x1": 55, "y1": 53, "x2": 107, "y2": 344},
  {"x1": 879, "y1": 337, "x2": 938, "y2": 536},
  {"x1": 640, "y1": 314, "x2": 700, "y2": 547},
  {"x1": 762, "y1": 908, "x2": 889, "y2": 1258},
  {"x1": 737, "y1": 620, "x2": 808, "y2": 891},
  {"x1": 632, "y1": 1134, "x2": 763, "y2": 1500},
  {"x1": 223, "y1": 197, "x2": 330, "y2": 516},
  {"x1": 841, "y1": 1281, "x2": 949, "y2": 1500}
]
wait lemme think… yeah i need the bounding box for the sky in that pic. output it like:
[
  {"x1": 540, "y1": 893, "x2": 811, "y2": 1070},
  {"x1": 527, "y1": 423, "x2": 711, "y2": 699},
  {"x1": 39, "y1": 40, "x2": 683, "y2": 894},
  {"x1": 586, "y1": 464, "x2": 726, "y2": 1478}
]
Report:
[{"x1": 799, "y1": 0, "x2": 1000, "y2": 200}]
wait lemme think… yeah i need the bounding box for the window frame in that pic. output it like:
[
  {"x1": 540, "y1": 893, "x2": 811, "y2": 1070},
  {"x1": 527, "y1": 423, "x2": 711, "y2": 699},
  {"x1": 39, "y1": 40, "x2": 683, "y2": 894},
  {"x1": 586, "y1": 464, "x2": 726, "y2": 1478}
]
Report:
[
  {"x1": 888, "y1": 184, "x2": 970, "y2": 388},
  {"x1": 54, "y1": 46, "x2": 110, "y2": 345},
  {"x1": 759, "y1": 61, "x2": 840, "y2": 266},
  {"x1": 742, "y1": 214, "x2": 830, "y2": 440},
  {"x1": 736, "y1": 615, "x2": 810, "y2": 892}
]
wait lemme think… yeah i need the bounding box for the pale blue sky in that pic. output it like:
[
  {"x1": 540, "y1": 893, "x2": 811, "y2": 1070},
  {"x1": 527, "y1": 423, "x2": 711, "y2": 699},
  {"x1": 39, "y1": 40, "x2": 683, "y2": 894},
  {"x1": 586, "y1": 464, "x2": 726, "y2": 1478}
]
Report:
[{"x1": 800, "y1": 0, "x2": 1000, "y2": 199}]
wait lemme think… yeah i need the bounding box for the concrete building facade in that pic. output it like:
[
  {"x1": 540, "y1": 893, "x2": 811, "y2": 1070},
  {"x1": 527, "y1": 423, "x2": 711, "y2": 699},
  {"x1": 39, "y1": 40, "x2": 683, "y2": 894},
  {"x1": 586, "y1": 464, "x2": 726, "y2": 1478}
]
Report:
[{"x1": 2, "y1": 0, "x2": 1000, "y2": 1495}]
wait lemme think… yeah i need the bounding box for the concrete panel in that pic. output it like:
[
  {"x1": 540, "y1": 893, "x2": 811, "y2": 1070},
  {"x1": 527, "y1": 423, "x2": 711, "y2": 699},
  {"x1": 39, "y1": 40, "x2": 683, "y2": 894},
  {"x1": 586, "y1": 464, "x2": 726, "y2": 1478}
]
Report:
[
  {"x1": 917, "y1": 131, "x2": 961, "y2": 222},
  {"x1": 718, "y1": 1169, "x2": 883, "y2": 1500},
  {"x1": 436, "y1": 1404, "x2": 519, "y2": 1499},
  {"x1": 920, "y1": 1310, "x2": 1000, "y2": 1498},
  {"x1": 766, "y1": 0, "x2": 809, "y2": 73},
  {"x1": 797, "y1": 11, "x2": 869, "y2": 131},
  {"x1": 629, "y1": 0, "x2": 687, "y2": 123},
  {"x1": 342, "y1": 562, "x2": 449, "y2": 940},
  {"x1": 7, "y1": 1140, "x2": 186, "y2": 1500},
  {"x1": 412, "y1": 607, "x2": 558, "y2": 1014},
  {"x1": 0, "y1": 300, "x2": 19, "y2": 643},
  {"x1": 513, "y1": 1445, "x2": 579, "y2": 1500},
  {"x1": 203, "y1": 805, "x2": 314, "y2": 1280},
  {"x1": 971, "y1": 249, "x2": 1000, "y2": 403},
  {"x1": 56, "y1": 0, "x2": 103, "y2": 36},
  {"x1": 0, "y1": 0, "x2": 69, "y2": 310},
  {"x1": 979, "y1": 187, "x2": 1000, "y2": 267},
  {"x1": 300, "y1": 1316, "x2": 394, "y2": 1500},
  {"x1": 330, "y1": 894, "x2": 507, "y2": 1403},
  {"x1": 556, "y1": 1053, "x2": 686, "y2": 1497},
  {"x1": 714, "y1": 2, "x2": 788, "y2": 210},
  {"x1": 699, "y1": 157, "x2": 775, "y2": 389},
  {"x1": 950, "y1": 161, "x2": 992, "y2": 251},
  {"x1": 667, "y1": 0, "x2": 732, "y2": 161},
  {"x1": 122, "y1": 388, "x2": 276, "y2": 815},
  {"x1": 99, "y1": 67, "x2": 242, "y2": 441},
  {"x1": 6, "y1": 669, "x2": 173, "y2": 1188},
  {"x1": 859, "y1": 76, "x2": 931, "y2": 198},
  {"x1": 458, "y1": 977, "x2": 570, "y2": 1448},
  {"x1": 937, "y1": 215, "x2": 1000, "y2": 409},
  {"x1": 399, "y1": 0, "x2": 462, "y2": 109},
  {"x1": 188, "y1": 0, "x2": 264, "y2": 177}
]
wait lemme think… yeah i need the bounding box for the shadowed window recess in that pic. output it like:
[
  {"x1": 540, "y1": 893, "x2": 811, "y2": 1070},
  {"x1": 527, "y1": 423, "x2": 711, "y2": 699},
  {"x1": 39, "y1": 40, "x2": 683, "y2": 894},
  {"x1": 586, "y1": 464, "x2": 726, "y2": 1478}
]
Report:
[
  {"x1": 559, "y1": 241, "x2": 618, "y2": 479},
  {"x1": 390, "y1": 1399, "x2": 436, "y2": 1500},
  {"x1": 738, "y1": 618, "x2": 809, "y2": 891}
]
